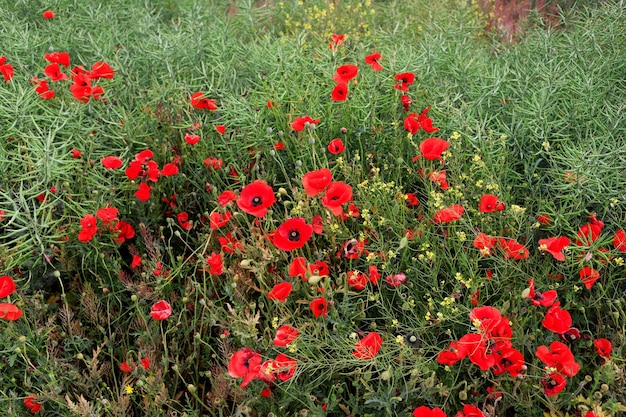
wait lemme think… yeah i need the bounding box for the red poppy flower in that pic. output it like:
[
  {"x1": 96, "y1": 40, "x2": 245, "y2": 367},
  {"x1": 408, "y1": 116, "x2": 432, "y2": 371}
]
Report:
[
  {"x1": 406, "y1": 193, "x2": 419, "y2": 207},
  {"x1": 333, "y1": 64, "x2": 358, "y2": 84},
  {"x1": 135, "y1": 183, "x2": 151, "y2": 201},
  {"x1": 228, "y1": 347, "x2": 262, "y2": 388},
  {"x1": 309, "y1": 297, "x2": 328, "y2": 318},
  {"x1": 160, "y1": 163, "x2": 178, "y2": 177},
  {"x1": 0, "y1": 57, "x2": 13, "y2": 82},
  {"x1": 473, "y1": 233, "x2": 496, "y2": 256},
  {"x1": 499, "y1": 238, "x2": 529, "y2": 260},
  {"x1": 575, "y1": 222, "x2": 603, "y2": 246},
  {"x1": 24, "y1": 397, "x2": 42, "y2": 413},
  {"x1": 101, "y1": 156, "x2": 122, "y2": 169},
  {"x1": 329, "y1": 33, "x2": 345, "y2": 50},
  {"x1": 457, "y1": 404, "x2": 484, "y2": 417},
  {"x1": 130, "y1": 255, "x2": 142, "y2": 269},
  {"x1": 327, "y1": 138, "x2": 345, "y2": 154},
  {"x1": 291, "y1": 115, "x2": 320, "y2": 132},
  {"x1": 347, "y1": 270, "x2": 368, "y2": 291},
  {"x1": 593, "y1": 338, "x2": 612, "y2": 360},
  {"x1": 274, "y1": 353, "x2": 297, "y2": 381},
  {"x1": 215, "y1": 125, "x2": 226, "y2": 134},
  {"x1": 206, "y1": 252, "x2": 223, "y2": 275},
  {"x1": 542, "y1": 302, "x2": 572, "y2": 334},
  {"x1": 190, "y1": 92, "x2": 217, "y2": 110},
  {"x1": 394, "y1": 72, "x2": 415, "y2": 91},
  {"x1": 209, "y1": 211, "x2": 232, "y2": 229},
  {"x1": 404, "y1": 113, "x2": 421, "y2": 134},
  {"x1": 401, "y1": 94, "x2": 412, "y2": 111},
  {"x1": 88, "y1": 61, "x2": 115, "y2": 79},
  {"x1": 96, "y1": 207, "x2": 118, "y2": 224},
  {"x1": 417, "y1": 106, "x2": 439, "y2": 132},
  {"x1": 219, "y1": 232, "x2": 243, "y2": 254},
  {"x1": 579, "y1": 266, "x2": 600, "y2": 289},
  {"x1": 274, "y1": 324, "x2": 299, "y2": 346},
  {"x1": 184, "y1": 133, "x2": 200, "y2": 145},
  {"x1": 217, "y1": 190, "x2": 238, "y2": 206},
  {"x1": 272, "y1": 218, "x2": 313, "y2": 251},
  {"x1": 113, "y1": 220, "x2": 134, "y2": 244},
  {"x1": 412, "y1": 406, "x2": 447, "y2": 417},
  {"x1": 385, "y1": 273, "x2": 406, "y2": 287},
  {"x1": 428, "y1": 170, "x2": 449, "y2": 190},
  {"x1": 44, "y1": 51, "x2": 70, "y2": 67},
  {"x1": 523, "y1": 279, "x2": 558, "y2": 307},
  {"x1": 432, "y1": 204, "x2": 464, "y2": 224},
  {"x1": 267, "y1": 282, "x2": 293, "y2": 303},
  {"x1": 32, "y1": 77, "x2": 54, "y2": 99},
  {"x1": 321, "y1": 181, "x2": 353, "y2": 216},
  {"x1": 69, "y1": 72, "x2": 94, "y2": 103},
  {"x1": 478, "y1": 194, "x2": 504, "y2": 213},
  {"x1": 0, "y1": 303, "x2": 22, "y2": 320},
  {"x1": 177, "y1": 212, "x2": 192, "y2": 230},
  {"x1": 237, "y1": 180, "x2": 276, "y2": 217},
  {"x1": 141, "y1": 358, "x2": 150, "y2": 370},
  {"x1": 150, "y1": 300, "x2": 172, "y2": 320},
  {"x1": 537, "y1": 213, "x2": 551, "y2": 225},
  {"x1": 469, "y1": 306, "x2": 502, "y2": 334},
  {"x1": 43, "y1": 10, "x2": 55, "y2": 19},
  {"x1": 365, "y1": 51, "x2": 383, "y2": 71},
  {"x1": 302, "y1": 168, "x2": 333, "y2": 197},
  {"x1": 78, "y1": 214, "x2": 98, "y2": 242},
  {"x1": 437, "y1": 339, "x2": 468, "y2": 366},
  {"x1": 493, "y1": 347, "x2": 525, "y2": 378},
  {"x1": 312, "y1": 214, "x2": 324, "y2": 234},
  {"x1": 538, "y1": 236, "x2": 570, "y2": 261},
  {"x1": 273, "y1": 141, "x2": 285, "y2": 150},
  {"x1": 331, "y1": 83, "x2": 349, "y2": 101},
  {"x1": 613, "y1": 229, "x2": 626, "y2": 252},
  {"x1": 353, "y1": 332, "x2": 382, "y2": 360},
  {"x1": 0, "y1": 276, "x2": 16, "y2": 298},
  {"x1": 412, "y1": 138, "x2": 450, "y2": 162},
  {"x1": 120, "y1": 362, "x2": 132, "y2": 373},
  {"x1": 536, "y1": 341, "x2": 580, "y2": 377},
  {"x1": 461, "y1": 333, "x2": 497, "y2": 371},
  {"x1": 541, "y1": 372, "x2": 567, "y2": 396},
  {"x1": 44, "y1": 63, "x2": 68, "y2": 81}
]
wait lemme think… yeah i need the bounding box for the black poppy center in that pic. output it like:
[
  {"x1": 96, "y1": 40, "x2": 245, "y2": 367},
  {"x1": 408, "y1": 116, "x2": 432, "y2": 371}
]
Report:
[
  {"x1": 288, "y1": 229, "x2": 301, "y2": 242},
  {"x1": 251, "y1": 196, "x2": 263, "y2": 207}
]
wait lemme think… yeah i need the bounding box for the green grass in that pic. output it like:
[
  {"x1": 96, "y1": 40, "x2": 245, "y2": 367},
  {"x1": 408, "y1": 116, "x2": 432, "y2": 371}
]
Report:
[{"x1": 1, "y1": 0, "x2": 625, "y2": 415}]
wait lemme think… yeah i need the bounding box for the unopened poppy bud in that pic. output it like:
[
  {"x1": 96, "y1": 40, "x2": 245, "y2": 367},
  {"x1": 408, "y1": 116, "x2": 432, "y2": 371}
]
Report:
[
  {"x1": 269, "y1": 150, "x2": 276, "y2": 156},
  {"x1": 131, "y1": 294, "x2": 138, "y2": 301},
  {"x1": 340, "y1": 127, "x2": 348, "y2": 134},
  {"x1": 18, "y1": 336, "x2": 26, "y2": 343},
  {"x1": 278, "y1": 130, "x2": 284, "y2": 137},
  {"x1": 308, "y1": 275, "x2": 322, "y2": 285},
  {"x1": 76, "y1": 353, "x2": 84, "y2": 360},
  {"x1": 521, "y1": 288, "x2": 531, "y2": 298},
  {"x1": 278, "y1": 187, "x2": 288, "y2": 196},
  {"x1": 174, "y1": 230, "x2": 181, "y2": 238},
  {"x1": 381, "y1": 370, "x2": 391, "y2": 381},
  {"x1": 199, "y1": 299, "x2": 206, "y2": 306},
  {"x1": 187, "y1": 384, "x2": 196, "y2": 393},
  {"x1": 52, "y1": 270, "x2": 60, "y2": 278},
  {"x1": 295, "y1": 160, "x2": 302, "y2": 167},
  {"x1": 240, "y1": 259, "x2": 252, "y2": 268},
  {"x1": 266, "y1": 127, "x2": 273, "y2": 134},
  {"x1": 459, "y1": 390, "x2": 468, "y2": 400},
  {"x1": 398, "y1": 236, "x2": 409, "y2": 250},
  {"x1": 308, "y1": 138, "x2": 315, "y2": 145}
]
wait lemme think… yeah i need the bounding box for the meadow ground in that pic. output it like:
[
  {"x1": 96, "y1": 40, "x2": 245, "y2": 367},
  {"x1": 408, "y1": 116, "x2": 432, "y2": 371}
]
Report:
[{"x1": 1, "y1": 0, "x2": 625, "y2": 415}]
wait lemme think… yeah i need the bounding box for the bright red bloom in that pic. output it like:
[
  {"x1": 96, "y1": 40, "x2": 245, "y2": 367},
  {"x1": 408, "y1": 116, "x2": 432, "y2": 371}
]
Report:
[
  {"x1": 237, "y1": 180, "x2": 276, "y2": 217},
  {"x1": 291, "y1": 115, "x2": 320, "y2": 132},
  {"x1": 537, "y1": 213, "x2": 551, "y2": 225},
  {"x1": 536, "y1": 341, "x2": 580, "y2": 377},
  {"x1": 289, "y1": 257, "x2": 309, "y2": 280},
  {"x1": 44, "y1": 63, "x2": 68, "y2": 81},
  {"x1": 329, "y1": 33, "x2": 345, "y2": 50},
  {"x1": 267, "y1": 282, "x2": 293, "y2": 303},
  {"x1": 136, "y1": 150, "x2": 154, "y2": 163},
  {"x1": 177, "y1": 212, "x2": 193, "y2": 230},
  {"x1": 456, "y1": 404, "x2": 484, "y2": 417},
  {"x1": 312, "y1": 214, "x2": 324, "y2": 234},
  {"x1": 149, "y1": 300, "x2": 172, "y2": 320},
  {"x1": 523, "y1": 279, "x2": 558, "y2": 307},
  {"x1": 461, "y1": 333, "x2": 497, "y2": 370},
  {"x1": 78, "y1": 214, "x2": 98, "y2": 242},
  {"x1": 394, "y1": 72, "x2": 415, "y2": 91},
  {"x1": 0, "y1": 57, "x2": 13, "y2": 82},
  {"x1": 135, "y1": 183, "x2": 151, "y2": 201},
  {"x1": 120, "y1": 362, "x2": 132, "y2": 373},
  {"x1": 0, "y1": 276, "x2": 16, "y2": 298},
  {"x1": 404, "y1": 113, "x2": 421, "y2": 134},
  {"x1": 219, "y1": 232, "x2": 243, "y2": 254},
  {"x1": 160, "y1": 163, "x2": 178, "y2": 176},
  {"x1": 353, "y1": 332, "x2": 382, "y2": 360},
  {"x1": 473, "y1": 233, "x2": 496, "y2": 256},
  {"x1": 593, "y1": 338, "x2": 612, "y2": 360},
  {"x1": 69, "y1": 71, "x2": 97, "y2": 103},
  {"x1": 310, "y1": 297, "x2": 328, "y2": 318},
  {"x1": 365, "y1": 51, "x2": 383, "y2": 71},
  {"x1": 141, "y1": 358, "x2": 150, "y2": 370},
  {"x1": 273, "y1": 141, "x2": 285, "y2": 150},
  {"x1": 274, "y1": 354, "x2": 297, "y2": 381},
  {"x1": 538, "y1": 236, "x2": 570, "y2": 261},
  {"x1": 0, "y1": 303, "x2": 22, "y2": 320},
  {"x1": 88, "y1": 61, "x2": 115, "y2": 79},
  {"x1": 271, "y1": 218, "x2": 313, "y2": 251},
  {"x1": 401, "y1": 94, "x2": 412, "y2": 111},
  {"x1": 327, "y1": 138, "x2": 345, "y2": 154},
  {"x1": 542, "y1": 372, "x2": 567, "y2": 396},
  {"x1": 333, "y1": 64, "x2": 358, "y2": 83},
  {"x1": 190, "y1": 92, "x2": 217, "y2": 110},
  {"x1": 217, "y1": 190, "x2": 238, "y2": 206},
  {"x1": 478, "y1": 194, "x2": 505, "y2": 213},
  {"x1": 33, "y1": 77, "x2": 54, "y2": 99},
  {"x1": 428, "y1": 170, "x2": 449, "y2": 190},
  {"x1": 43, "y1": 10, "x2": 55, "y2": 19},
  {"x1": 493, "y1": 347, "x2": 525, "y2": 378},
  {"x1": 44, "y1": 51, "x2": 70, "y2": 67},
  {"x1": 413, "y1": 406, "x2": 447, "y2": 417},
  {"x1": 437, "y1": 339, "x2": 468, "y2": 366},
  {"x1": 542, "y1": 302, "x2": 572, "y2": 334},
  {"x1": 96, "y1": 207, "x2": 118, "y2": 224},
  {"x1": 206, "y1": 252, "x2": 224, "y2": 275},
  {"x1": 209, "y1": 211, "x2": 232, "y2": 229},
  {"x1": 469, "y1": 306, "x2": 502, "y2": 334},
  {"x1": 575, "y1": 221, "x2": 603, "y2": 246},
  {"x1": 24, "y1": 397, "x2": 42, "y2": 413},
  {"x1": 432, "y1": 204, "x2": 464, "y2": 224},
  {"x1": 412, "y1": 138, "x2": 450, "y2": 162},
  {"x1": 131, "y1": 255, "x2": 142, "y2": 268},
  {"x1": 406, "y1": 193, "x2": 419, "y2": 207},
  {"x1": 499, "y1": 238, "x2": 529, "y2": 260},
  {"x1": 274, "y1": 324, "x2": 299, "y2": 346},
  {"x1": 228, "y1": 347, "x2": 262, "y2": 388},
  {"x1": 321, "y1": 181, "x2": 353, "y2": 216},
  {"x1": 347, "y1": 270, "x2": 368, "y2": 291},
  {"x1": 215, "y1": 125, "x2": 226, "y2": 134},
  {"x1": 579, "y1": 266, "x2": 600, "y2": 289},
  {"x1": 331, "y1": 83, "x2": 349, "y2": 101},
  {"x1": 184, "y1": 133, "x2": 200, "y2": 145},
  {"x1": 101, "y1": 156, "x2": 122, "y2": 169},
  {"x1": 613, "y1": 229, "x2": 626, "y2": 252},
  {"x1": 302, "y1": 168, "x2": 333, "y2": 197}
]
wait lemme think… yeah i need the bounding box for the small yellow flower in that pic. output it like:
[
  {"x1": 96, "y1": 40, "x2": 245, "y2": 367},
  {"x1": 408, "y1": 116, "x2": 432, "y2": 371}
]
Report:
[{"x1": 125, "y1": 385, "x2": 134, "y2": 395}]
